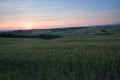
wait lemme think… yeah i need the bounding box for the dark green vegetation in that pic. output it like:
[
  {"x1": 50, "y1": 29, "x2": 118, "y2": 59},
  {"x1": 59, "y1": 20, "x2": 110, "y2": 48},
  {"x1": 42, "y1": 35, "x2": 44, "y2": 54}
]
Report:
[
  {"x1": 0, "y1": 33, "x2": 62, "y2": 39},
  {"x1": 0, "y1": 35, "x2": 120, "y2": 80},
  {"x1": 0, "y1": 24, "x2": 120, "y2": 39}
]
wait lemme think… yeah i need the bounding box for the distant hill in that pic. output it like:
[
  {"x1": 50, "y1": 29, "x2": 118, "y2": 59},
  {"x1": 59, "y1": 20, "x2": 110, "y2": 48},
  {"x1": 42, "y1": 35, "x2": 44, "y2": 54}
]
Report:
[
  {"x1": 100, "y1": 24, "x2": 120, "y2": 34},
  {"x1": 0, "y1": 24, "x2": 120, "y2": 39}
]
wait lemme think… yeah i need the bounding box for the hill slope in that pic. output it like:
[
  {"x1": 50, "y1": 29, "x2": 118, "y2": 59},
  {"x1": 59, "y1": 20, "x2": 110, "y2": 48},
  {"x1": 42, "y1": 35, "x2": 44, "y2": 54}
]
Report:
[{"x1": 0, "y1": 24, "x2": 120, "y2": 39}]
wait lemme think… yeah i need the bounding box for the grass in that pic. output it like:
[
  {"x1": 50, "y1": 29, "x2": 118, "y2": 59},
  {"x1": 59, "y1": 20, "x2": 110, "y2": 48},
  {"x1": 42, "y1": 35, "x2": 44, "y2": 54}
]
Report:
[{"x1": 0, "y1": 35, "x2": 120, "y2": 80}]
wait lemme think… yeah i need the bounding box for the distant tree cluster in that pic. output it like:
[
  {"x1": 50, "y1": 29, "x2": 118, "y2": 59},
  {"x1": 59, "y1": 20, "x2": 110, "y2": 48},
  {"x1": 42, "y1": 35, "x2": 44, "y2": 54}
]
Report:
[
  {"x1": 0, "y1": 32, "x2": 15, "y2": 37},
  {"x1": 0, "y1": 32, "x2": 62, "y2": 39}
]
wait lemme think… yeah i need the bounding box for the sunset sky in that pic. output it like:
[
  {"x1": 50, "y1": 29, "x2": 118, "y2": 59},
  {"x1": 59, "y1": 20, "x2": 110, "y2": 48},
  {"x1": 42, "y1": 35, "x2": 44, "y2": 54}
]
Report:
[{"x1": 0, "y1": 0, "x2": 120, "y2": 30}]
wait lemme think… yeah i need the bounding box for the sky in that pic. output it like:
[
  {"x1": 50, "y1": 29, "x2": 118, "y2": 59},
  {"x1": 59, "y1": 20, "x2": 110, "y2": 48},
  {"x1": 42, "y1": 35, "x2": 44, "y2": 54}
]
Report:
[{"x1": 0, "y1": 0, "x2": 120, "y2": 30}]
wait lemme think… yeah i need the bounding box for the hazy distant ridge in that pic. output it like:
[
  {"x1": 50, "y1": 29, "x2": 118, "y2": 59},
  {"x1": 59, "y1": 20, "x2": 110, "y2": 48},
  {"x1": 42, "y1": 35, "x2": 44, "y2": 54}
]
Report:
[{"x1": 0, "y1": 24, "x2": 120, "y2": 39}]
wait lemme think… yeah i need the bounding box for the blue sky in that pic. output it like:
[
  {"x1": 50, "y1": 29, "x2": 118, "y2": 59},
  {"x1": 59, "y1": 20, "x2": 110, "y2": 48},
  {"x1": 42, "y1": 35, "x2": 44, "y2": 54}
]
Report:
[{"x1": 0, "y1": 0, "x2": 120, "y2": 30}]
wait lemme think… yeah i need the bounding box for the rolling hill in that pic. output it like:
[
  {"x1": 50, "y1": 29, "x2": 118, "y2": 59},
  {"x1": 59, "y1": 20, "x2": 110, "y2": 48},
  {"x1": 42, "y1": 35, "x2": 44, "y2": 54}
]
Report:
[{"x1": 0, "y1": 24, "x2": 120, "y2": 39}]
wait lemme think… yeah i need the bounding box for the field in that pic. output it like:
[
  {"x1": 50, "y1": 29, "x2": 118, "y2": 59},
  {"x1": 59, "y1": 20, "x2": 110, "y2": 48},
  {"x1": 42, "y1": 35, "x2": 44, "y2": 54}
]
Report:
[{"x1": 0, "y1": 35, "x2": 120, "y2": 80}]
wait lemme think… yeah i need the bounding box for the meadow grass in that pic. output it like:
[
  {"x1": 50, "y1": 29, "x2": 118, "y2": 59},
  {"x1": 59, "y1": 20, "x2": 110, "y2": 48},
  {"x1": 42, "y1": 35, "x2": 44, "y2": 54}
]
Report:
[{"x1": 0, "y1": 35, "x2": 120, "y2": 80}]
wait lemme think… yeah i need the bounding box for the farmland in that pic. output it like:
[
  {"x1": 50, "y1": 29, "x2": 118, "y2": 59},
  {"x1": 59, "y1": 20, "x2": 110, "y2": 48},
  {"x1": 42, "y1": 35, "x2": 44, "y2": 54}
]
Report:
[{"x1": 0, "y1": 35, "x2": 120, "y2": 80}]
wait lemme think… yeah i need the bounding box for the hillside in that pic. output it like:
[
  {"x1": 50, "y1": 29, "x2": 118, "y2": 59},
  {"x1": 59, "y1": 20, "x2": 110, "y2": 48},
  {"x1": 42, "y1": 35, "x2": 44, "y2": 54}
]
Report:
[{"x1": 0, "y1": 24, "x2": 120, "y2": 39}]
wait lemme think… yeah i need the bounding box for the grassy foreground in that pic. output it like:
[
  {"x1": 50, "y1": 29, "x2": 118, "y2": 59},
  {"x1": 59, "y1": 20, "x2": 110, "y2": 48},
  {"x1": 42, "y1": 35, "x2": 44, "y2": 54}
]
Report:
[{"x1": 0, "y1": 35, "x2": 120, "y2": 80}]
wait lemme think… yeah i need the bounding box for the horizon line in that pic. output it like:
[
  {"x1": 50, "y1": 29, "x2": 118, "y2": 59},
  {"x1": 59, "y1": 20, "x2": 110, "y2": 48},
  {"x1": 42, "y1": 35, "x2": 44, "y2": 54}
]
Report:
[{"x1": 0, "y1": 23, "x2": 120, "y2": 31}]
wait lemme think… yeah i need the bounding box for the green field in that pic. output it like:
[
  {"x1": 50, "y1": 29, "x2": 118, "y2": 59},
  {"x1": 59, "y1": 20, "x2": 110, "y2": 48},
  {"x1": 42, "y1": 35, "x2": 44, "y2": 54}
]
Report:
[{"x1": 0, "y1": 35, "x2": 120, "y2": 80}]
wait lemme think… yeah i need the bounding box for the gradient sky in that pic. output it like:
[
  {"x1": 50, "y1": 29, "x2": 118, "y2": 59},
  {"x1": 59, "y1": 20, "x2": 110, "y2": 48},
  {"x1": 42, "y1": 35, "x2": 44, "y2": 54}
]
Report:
[{"x1": 0, "y1": 0, "x2": 120, "y2": 30}]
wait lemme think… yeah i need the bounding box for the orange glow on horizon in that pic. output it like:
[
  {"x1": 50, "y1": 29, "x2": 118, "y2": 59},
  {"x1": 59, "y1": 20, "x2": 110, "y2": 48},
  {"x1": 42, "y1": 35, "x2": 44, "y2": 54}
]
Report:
[{"x1": 0, "y1": 18, "x2": 119, "y2": 30}]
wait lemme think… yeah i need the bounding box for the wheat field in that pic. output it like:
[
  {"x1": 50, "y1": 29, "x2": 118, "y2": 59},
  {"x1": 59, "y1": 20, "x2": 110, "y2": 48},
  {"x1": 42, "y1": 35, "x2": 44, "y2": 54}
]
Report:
[{"x1": 0, "y1": 35, "x2": 120, "y2": 80}]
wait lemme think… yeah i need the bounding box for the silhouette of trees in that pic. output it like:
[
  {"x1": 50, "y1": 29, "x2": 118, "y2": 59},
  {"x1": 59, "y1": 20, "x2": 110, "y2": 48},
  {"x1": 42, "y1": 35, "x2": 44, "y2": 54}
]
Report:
[{"x1": 0, "y1": 32, "x2": 62, "y2": 39}]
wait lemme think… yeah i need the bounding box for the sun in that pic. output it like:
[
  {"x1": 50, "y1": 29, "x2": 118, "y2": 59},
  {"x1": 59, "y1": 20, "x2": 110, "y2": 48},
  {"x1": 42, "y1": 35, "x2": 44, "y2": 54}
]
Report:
[{"x1": 24, "y1": 24, "x2": 33, "y2": 30}]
